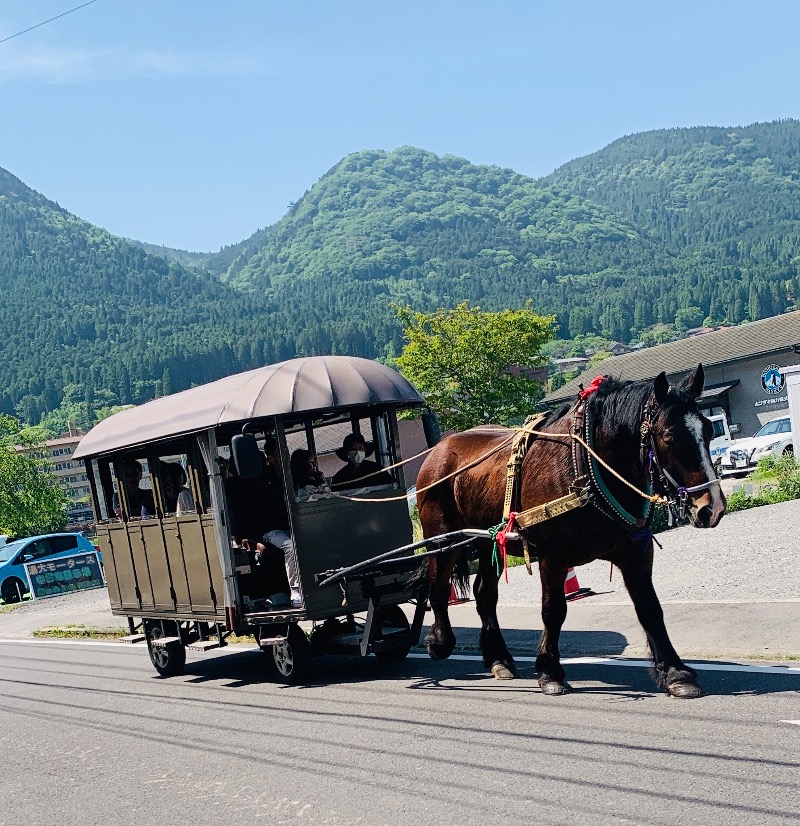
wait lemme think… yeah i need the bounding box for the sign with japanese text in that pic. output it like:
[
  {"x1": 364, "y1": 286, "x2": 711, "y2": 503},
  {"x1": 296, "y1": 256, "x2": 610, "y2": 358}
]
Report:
[{"x1": 24, "y1": 552, "x2": 105, "y2": 599}]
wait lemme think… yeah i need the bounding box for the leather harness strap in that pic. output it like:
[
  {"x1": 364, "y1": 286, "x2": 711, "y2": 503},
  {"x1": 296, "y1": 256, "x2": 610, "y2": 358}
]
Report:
[
  {"x1": 500, "y1": 410, "x2": 590, "y2": 575},
  {"x1": 502, "y1": 412, "x2": 547, "y2": 519}
]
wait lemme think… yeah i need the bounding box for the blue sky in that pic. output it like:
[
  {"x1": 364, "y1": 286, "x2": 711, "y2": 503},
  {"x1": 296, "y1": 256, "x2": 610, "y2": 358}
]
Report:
[{"x1": 1, "y1": 0, "x2": 798, "y2": 252}]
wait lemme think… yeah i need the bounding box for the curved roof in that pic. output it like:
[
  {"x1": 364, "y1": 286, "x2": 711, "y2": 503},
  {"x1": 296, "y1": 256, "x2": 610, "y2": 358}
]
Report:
[{"x1": 74, "y1": 356, "x2": 425, "y2": 459}]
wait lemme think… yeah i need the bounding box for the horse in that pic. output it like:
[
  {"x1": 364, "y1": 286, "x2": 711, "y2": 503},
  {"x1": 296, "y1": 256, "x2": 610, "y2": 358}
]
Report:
[{"x1": 416, "y1": 365, "x2": 726, "y2": 698}]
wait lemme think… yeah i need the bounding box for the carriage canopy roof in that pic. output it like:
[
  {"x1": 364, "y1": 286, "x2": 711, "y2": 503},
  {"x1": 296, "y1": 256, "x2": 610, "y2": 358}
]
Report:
[{"x1": 73, "y1": 356, "x2": 425, "y2": 459}]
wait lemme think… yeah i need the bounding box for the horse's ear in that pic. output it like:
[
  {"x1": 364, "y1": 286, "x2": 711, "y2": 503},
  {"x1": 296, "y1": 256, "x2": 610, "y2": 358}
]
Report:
[
  {"x1": 679, "y1": 364, "x2": 705, "y2": 399},
  {"x1": 653, "y1": 372, "x2": 669, "y2": 405}
]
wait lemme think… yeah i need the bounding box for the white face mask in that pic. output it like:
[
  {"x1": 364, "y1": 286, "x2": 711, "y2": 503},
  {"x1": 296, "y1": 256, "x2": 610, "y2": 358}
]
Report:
[{"x1": 347, "y1": 450, "x2": 365, "y2": 466}]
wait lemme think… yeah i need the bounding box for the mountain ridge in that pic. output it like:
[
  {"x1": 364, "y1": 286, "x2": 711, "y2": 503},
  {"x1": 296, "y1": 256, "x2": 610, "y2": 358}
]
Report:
[{"x1": 2, "y1": 119, "x2": 799, "y2": 428}]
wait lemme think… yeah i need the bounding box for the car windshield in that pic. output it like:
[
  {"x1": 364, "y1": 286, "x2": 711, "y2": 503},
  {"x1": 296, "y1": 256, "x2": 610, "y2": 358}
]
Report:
[
  {"x1": 0, "y1": 541, "x2": 25, "y2": 564},
  {"x1": 754, "y1": 419, "x2": 790, "y2": 438}
]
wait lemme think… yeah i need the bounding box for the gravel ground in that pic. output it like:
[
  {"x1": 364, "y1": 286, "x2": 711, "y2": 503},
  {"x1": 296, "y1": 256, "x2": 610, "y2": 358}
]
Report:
[{"x1": 498, "y1": 497, "x2": 800, "y2": 606}]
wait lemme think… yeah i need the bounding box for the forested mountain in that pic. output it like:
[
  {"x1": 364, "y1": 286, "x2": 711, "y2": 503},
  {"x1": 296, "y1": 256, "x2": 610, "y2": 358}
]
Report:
[
  {"x1": 2, "y1": 119, "x2": 800, "y2": 428},
  {"x1": 0, "y1": 168, "x2": 271, "y2": 425},
  {"x1": 544, "y1": 120, "x2": 800, "y2": 328},
  {"x1": 204, "y1": 146, "x2": 660, "y2": 352}
]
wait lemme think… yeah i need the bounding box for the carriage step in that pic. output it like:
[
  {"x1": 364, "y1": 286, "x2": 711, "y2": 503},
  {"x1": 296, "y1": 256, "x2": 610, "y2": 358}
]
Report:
[
  {"x1": 119, "y1": 633, "x2": 147, "y2": 644},
  {"x1": 186, "y1": 640, "x2": 223, "y2": 651},
  {"x1": 258, "y1": 636, "x2": 288, "y2": 648},
  {"x1": 149, "y1": 636, "x2": 181, "y2": 647}
]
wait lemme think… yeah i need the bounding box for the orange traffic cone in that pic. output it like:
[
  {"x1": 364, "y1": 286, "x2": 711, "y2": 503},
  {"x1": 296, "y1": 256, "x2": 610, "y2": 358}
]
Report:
[
  {"x1": 448, "y1": 583, "x2": 470, "y2": 605},
  {"x1": 564, "y1": 567, "x2": 594, "y2": 601}
]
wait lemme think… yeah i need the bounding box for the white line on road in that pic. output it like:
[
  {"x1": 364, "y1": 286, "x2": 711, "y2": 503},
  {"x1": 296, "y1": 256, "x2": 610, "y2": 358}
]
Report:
[
  {"x1": 408, "y1": 652, "x2": 800, "y2": 676},
  {"x1": 781, "y1": 720, "x2": 800, "y2": 725},
  {"x1": 0, "y1": 637, "x2": 130, "y2": 648},
  {"x1": 1, "y1": 639, "x2": 798, "y2": 676}
]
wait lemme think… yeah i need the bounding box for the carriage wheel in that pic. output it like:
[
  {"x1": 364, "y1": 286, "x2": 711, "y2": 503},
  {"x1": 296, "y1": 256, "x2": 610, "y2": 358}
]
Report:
[
  {"x1": 145, "y1": 620, "x2": 186, "y2": 678},
  {"x1": 375, "y1": 605, "x2": 412, "y2": 663},
  {"x1": 267, "y1": 624, "x2": 312, "y2": 685}
]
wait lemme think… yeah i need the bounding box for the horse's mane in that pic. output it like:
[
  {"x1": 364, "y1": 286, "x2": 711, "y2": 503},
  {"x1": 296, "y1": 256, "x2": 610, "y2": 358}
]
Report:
[{"x1": 584, "y1": 376, "x2": 653, "y2": 435}]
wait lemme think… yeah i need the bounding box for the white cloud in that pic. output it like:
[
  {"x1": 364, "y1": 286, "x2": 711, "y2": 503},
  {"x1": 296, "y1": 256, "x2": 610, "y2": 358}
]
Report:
[{"x1": 0, "y1": 45, "x2": 265, "y2": 83}]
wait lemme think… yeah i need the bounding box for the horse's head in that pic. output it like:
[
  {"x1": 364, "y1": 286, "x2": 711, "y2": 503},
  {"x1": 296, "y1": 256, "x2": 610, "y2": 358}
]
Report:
[{"x1": 649, "y1": 365, "x2": 726, "y2": 528}]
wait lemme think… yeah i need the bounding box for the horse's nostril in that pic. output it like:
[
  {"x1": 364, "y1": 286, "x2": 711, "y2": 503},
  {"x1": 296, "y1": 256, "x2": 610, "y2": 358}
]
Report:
[{"x1": 696, "y1": 505, "x2": 712, "y2": 526}]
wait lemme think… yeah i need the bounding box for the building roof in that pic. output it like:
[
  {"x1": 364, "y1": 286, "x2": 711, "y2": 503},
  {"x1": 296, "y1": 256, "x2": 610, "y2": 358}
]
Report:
[
  {"x1": 74, "y1": 356, "x2": 425, "y2": 459},
  {"x1": 544, "y1": 311, "x2": 800, "y2": 405}
]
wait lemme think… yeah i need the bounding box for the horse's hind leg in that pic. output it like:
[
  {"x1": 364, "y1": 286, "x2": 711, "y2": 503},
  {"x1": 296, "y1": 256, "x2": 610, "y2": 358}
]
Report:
[
  {"x1": 474, "y1": 546, "x2": 517, "y2": 680},
  {"x1": 424, "y1": 551, "x2": 458, "y2": 660},
  {"x1": 536, "y1": 557, "x2": 570, "y2": 695},
  {"x1": 619, "y1": 545, "x2": 702, "y2": 699}
]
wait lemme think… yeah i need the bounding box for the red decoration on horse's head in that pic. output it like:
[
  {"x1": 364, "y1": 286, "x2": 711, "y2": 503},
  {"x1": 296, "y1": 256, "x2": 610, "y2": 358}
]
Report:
[{"x1": 579, "y1": 376, "x2": 605, "y2": 400}]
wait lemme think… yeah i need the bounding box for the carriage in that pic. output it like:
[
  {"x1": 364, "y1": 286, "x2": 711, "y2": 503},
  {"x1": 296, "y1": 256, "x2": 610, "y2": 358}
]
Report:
[
  {"x1": 73, "y1": 356, "x2": 441, "y2": 683},
  {"x1": 76, "y1": 354, "x2": 725, "y2": 697}
]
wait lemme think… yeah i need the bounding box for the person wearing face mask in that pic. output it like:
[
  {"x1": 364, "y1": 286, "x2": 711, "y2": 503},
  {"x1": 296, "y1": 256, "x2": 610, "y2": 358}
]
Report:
[{"x1": 331, "y1": 432, "x2": 393, "y2": 491}]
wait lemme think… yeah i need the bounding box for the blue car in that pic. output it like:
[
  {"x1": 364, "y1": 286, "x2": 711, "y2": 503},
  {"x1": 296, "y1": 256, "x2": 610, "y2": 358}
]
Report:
[{"x1": 0, "y1": 532, "x2": 101, "y2": 604}]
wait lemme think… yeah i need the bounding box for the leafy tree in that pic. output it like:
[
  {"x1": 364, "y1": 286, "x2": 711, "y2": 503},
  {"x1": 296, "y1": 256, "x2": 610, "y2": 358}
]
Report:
[
  {"x1": 674, "y1": 306, "x2": 704, "y2": 332},
  {"x1": 396, "y1": 301, "x2": 555, "y2": 431},
  {"x1": 0, "y1": 416, "x2": 68, "y2": 538}
]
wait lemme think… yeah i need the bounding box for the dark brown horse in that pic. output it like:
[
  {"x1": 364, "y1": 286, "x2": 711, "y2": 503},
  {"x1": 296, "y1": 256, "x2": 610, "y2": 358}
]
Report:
[{"x1": 416, "y1": 366, "x2": 726, "y2": 698}]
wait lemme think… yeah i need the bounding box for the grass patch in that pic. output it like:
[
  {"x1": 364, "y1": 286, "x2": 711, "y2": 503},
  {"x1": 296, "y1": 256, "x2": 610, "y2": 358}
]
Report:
[
  {"x1": 0, "y1": 602, "x2": 20, "y2": 614},
  {"x1": 32, "y1": 624, "x2": 127, "y2": 640},
  {"x1": 727, "y1": 454, "x2": 800, "y2": 512}
]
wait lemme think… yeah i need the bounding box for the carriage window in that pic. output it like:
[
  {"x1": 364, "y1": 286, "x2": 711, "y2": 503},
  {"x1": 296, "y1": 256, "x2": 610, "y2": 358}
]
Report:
[
  {"x1": 152, "y1": 440, "x2": 209, "y2": 516},
  {"x1": 290, "y1": 413, "x2": 398, "y2": 494},
  {"x1": 90, "y1": 458, "x2": 112, "y2": 522},
  {"x1": 104, "y1": 456, "x2": 155, "y2": 521}
]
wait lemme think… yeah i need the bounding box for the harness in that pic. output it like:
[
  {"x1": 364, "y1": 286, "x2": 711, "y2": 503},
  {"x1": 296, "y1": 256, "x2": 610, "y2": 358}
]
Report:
[{"x1": 498, "y1": 380, "x2": 721, "y2": 569}]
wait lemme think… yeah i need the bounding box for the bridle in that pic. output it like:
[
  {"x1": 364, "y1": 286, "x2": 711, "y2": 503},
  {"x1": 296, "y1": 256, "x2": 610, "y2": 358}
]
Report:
[{"x1": 639, "y1": 395, "x2": 721, "y2": 525}]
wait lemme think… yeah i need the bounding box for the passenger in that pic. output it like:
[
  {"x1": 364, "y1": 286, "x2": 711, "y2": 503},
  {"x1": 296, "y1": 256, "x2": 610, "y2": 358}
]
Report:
[
  {"x1": 290, "y1": 448, "x2": 326, "y2": 496},
  {"x1": 255, "y1": 435, "x2": 303, "y2": 608},
  {"x1": 331, "y1": 433, "x2": 393, "y2": 491},
  {"x1": 162, "y1": 462, "x2": 195, "y2": 515},
  {"x1": 113, "y1": 459, "x2": 155, "y2": 518}
]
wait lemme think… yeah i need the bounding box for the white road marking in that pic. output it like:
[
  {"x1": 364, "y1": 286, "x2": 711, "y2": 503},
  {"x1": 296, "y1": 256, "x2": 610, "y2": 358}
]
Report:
[
  {"x1": 781, "y1": 720, "x2": 800, "y2": 726},
  {"x1": 408, "y1": 652, "x2": 800, "y2": 676},
  {"x1": 1, "y1": 638, "x2": 798, "y2": 677},
  {"x1": 0, "y1": 637, "x2": 134, "y2": 648}
]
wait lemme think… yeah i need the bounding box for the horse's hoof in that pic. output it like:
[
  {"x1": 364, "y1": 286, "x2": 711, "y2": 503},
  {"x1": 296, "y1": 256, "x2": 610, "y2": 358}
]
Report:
[
  {"x1": 539, "y1": 678, "x2": 570, "y2": 696},
  {"x1": 668, "y1": 681, "x2": 703, "y2": 699},
  {"x1": 491, "y1": 662, "x2": 516, "y2": 680},
  {"x1": 426, "y1": 640, "x2": 455, "y2": 661}
]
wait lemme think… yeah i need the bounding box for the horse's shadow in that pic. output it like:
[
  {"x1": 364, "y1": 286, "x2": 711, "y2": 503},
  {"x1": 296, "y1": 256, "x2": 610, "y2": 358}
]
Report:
[
  {"x1": 444, "y1": 625, "x2": 630, "y2": 658},
  {"x1": 174, "y1": 636, "x2": 798, "y2": 697}
]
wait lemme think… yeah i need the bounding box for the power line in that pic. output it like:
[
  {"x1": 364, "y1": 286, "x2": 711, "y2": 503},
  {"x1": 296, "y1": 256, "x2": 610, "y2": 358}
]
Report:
[{"x1": 0, "y1": 0, "x2": 99, "y2": 46}]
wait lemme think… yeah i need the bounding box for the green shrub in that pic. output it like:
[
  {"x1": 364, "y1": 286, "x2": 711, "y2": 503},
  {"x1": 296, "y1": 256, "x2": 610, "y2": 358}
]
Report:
[{"x1": 726, "y1": 454, "x2": 800, "y2": 512}]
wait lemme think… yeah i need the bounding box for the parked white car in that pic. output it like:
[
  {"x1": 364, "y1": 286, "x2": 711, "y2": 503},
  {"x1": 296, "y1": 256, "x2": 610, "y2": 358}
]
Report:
[{"x1": 719, "y1": 416, "x2": 794, "y2": 475}]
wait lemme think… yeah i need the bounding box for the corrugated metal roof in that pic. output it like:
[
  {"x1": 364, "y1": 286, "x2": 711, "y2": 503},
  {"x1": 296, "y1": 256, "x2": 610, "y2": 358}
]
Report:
[
  {"x1": 545, "y1": 311, "x2": 800, "y2": 405},
  {"x1": 74, "y1": 356, "x2": 425, "y2": 459}
]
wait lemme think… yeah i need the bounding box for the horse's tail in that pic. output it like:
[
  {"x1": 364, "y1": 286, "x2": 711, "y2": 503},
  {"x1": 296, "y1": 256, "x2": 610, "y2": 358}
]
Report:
[
  {"x1": 406, "y1": 548, "x2": 472, "y2": 599},
  {"x1": 451, "y1": 551, "x2": 471, "y2": 601}
]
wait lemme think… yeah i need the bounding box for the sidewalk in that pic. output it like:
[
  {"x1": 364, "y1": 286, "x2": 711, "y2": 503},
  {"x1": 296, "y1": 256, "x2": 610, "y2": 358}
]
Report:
[
  {"x1": 2, "y1": 586, "x2": 798, "y2": 661},
  {"x1": 441, "y1": 598, "x2": 800, "y2": 661}
]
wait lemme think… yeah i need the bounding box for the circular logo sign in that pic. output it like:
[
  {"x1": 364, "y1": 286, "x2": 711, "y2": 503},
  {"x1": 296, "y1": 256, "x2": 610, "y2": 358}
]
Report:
[{"x1": 761, "y1": 364, "x2": 785, "y2": 394}]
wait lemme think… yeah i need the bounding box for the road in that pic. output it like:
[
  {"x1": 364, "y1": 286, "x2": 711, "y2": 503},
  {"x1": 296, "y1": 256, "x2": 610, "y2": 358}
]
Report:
[{"x1": 1, "y1": 639, "x2": 798, "y2": 826}]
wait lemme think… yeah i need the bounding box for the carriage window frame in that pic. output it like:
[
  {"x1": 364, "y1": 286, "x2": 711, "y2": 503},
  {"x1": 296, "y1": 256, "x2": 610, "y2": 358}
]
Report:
[{"x1": 147, "y1": 437, "x2": 208, "y2": 518}]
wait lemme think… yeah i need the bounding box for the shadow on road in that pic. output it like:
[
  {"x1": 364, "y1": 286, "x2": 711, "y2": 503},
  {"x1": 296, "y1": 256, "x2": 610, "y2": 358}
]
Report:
[{"x1": 175, "y1": 638, "x2": 798, "y2": 699}]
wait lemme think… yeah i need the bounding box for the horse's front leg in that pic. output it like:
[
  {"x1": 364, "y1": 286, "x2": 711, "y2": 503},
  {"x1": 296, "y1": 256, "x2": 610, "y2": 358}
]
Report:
[
  {"x1": 536, "y1": 557, "x2": 570, "y2": 695},
  {"x1": 619, "y1": 543, "x2": 702, "y2": 699},
  {"x1": 424, "y1": 551, "x2": 458, "y2": 660},
  {"x1": 474, "y1": 546, "x2": 516, "y2": 680}
]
